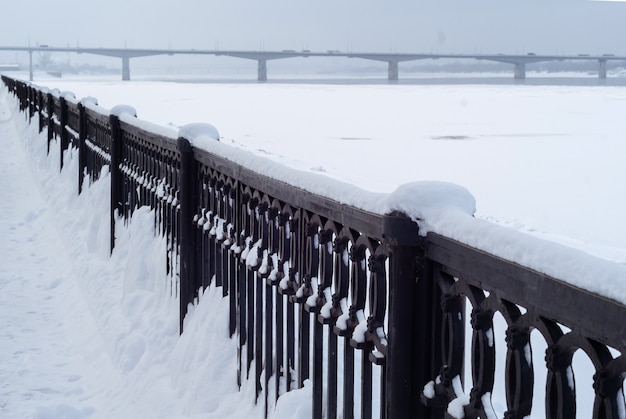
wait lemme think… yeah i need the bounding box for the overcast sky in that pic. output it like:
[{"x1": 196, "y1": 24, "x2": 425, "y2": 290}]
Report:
[
  {"x1": 2, "y1": 0, "x2": 625, "y2": 55},
  {"x1": 2, "y1": 0, "x2": 626, "y2": 74}
]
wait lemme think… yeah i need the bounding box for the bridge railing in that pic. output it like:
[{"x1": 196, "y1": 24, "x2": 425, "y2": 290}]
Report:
[{"x1": 3, "y1": 74, "x2": 626, "y2": 419}]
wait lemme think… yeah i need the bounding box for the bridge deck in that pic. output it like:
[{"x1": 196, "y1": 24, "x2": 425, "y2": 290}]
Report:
[{"x1": 1, "y1": 45, "x2": 623, "y2": 81}]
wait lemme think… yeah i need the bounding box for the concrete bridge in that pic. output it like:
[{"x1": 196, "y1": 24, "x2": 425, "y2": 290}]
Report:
[{"x1": 1, "y1": 45, "x2": 623, "y2": 81}]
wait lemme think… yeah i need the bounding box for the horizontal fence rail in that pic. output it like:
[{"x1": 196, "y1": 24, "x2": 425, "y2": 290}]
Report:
[{"x1": 3, "y1": 74, "x2": 625, "y2": 419}]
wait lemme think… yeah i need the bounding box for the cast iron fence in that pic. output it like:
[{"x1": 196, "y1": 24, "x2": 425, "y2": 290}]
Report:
[{"x1": 3, "y1": 74, "x2": 626, "y2": 419}]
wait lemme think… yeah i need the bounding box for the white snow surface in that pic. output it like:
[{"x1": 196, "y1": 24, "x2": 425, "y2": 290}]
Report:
[{"x1": 2, "y1": 75, "x2": 626, "y2": 418}]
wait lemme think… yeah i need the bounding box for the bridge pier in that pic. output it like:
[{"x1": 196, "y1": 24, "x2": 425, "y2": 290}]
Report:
[
  {"x1": 257, "y1": 59, "x2": 267, "y2": 82},
  {"x1": 121, "y1": 57, "x2": 131, "y2": 81},
  {"x1": 388, "y1": 61, "x2": 399, "y2": 81},
  {"x1": 514, "y1": 63, "x2": 526, "y2": 79},
  {"x1": 599, "y1": 59, "x2": 607, "y2": 79},
  {"x1": 28, "y1": 51, "x2": 33, "y2": 82}
]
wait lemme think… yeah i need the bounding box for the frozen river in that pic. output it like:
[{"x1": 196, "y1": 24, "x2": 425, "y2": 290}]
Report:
[{"x1": 13, "y1": 72, "x2": 626, "y2": 264}]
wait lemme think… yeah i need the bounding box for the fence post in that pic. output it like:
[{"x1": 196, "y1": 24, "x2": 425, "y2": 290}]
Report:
[
  {"x1": 383, "y1": 212, "x2": 443, "y2": 418},
  {"x1": 22, "y1": 83, "x2": 28, "y2": 112},
  {"x1": 108, "y1": 105, "x2": 137, "y2": 253},
  {"x1": 77, "y1": 102, "x2": 87, "y2": 194},
  {"x1": 109, "y1": 113, "x2": 123, "y2": 253},
  {"x1": 19, "y1": 82, "x2": 26, "y2": 112},
  {"x1": 38, "y1": 90, "x2": 44, "y2": 133},
  {"x1": 59, "y1": 95, "x2": 68, "y2": 171},
  {"x1": 383, "y1": 212, "x2": 419, "y2": 417},
  {"x1": 177, "y1": 136, "x2": 198, "y2": 334},
  {"x1": 28, "y1": 86, "x2": 34, "y2": 122},
  {"x1": 46, "y1": 93, "x2": 53, "y2": 154}
]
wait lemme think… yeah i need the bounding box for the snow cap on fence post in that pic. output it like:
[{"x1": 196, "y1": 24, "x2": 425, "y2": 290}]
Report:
[
  {"x1": 110, "y1": 104, "x2": 137, "y2": 118},
  {"x1": 80, "y1": 96, "x2": 98, "y2": 107},
  {"x1": 178, "y1": 123, "x2": 220, "y2": 148},
  {"x1": 61, "y1": 91, "x2": 76, "y2": 100},
  {"x1": 384, "y1": 181, "x2": 476, "y2": 237}
]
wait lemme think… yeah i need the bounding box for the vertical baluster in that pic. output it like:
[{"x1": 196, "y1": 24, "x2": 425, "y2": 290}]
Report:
[
  {"x1": 275, "y1": 292, "x2": 284, "y2": 399},
  {"x1": 277, "y1": 210, "x2": 295, "y2": 393},
  {"x1": 222, "y1": 184, "x2": 232, "y2": 292},
  {"x1": 312, "y1": 319, "x2": 324, "y2": 419},
  {"x1": 209, "y1": 177, "x2": 218, "y2": 285},
  {"x1": 215, "y1": 180, "x2": 226, "y2": 288},
  {"x1": 237, "y1": 193, "x2": 250, "y2": 386},
  {"x1": 200, "y1": 174, "x2": 210, "y2": 289},
  {"x1": 269, "y1": 205, "x2": 284, "y2": 402},
  {"x1": 228, "y1": 185, "x2": 239, "y2": 338},
  {"x1": 221, "y1": 221, "x2": 230, "y2": 297},
  {"x1": 236, "y1": 240, "x2": 247, "y2": 387},
  {"x1": 291, "y1": 213, "x2": 310, "y2": 390},
  {"x1": 348, "y1": 240, "x2": 372, "y2": 419},
  {"x1": 194, "y1": 172, "x2": 205, "y2": 292},
  {"x1": 327, "y1": 235, "x2": 350, "y2": 419},
  {"x1": 264, "y1": 265, "x2": 274, "y2": 417},
  {"x1": 315, "y1": 227, "x2": 335, "y2": 419},
  {"x1": 249, "y1": 197, "x2": 264, "y2": 401},
  {"x1": 286, "y1": 298, "x2": 296, "y2": 393},
  {"x1": 255, "y1": 275, "x2": 264, "y2": 401}
]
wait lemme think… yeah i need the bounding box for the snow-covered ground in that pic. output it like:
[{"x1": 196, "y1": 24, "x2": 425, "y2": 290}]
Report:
[
  {"x1": 1, "y1": 82, "x2": 288, "y2": 418},
  {"x1": 1, "y1": 73, "x2": 625, "y2": 418}
]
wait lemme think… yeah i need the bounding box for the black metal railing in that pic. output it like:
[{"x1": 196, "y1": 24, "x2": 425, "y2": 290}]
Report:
[{"x1": 3, "y1": 74, "x2": 625, "y2": 419}]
